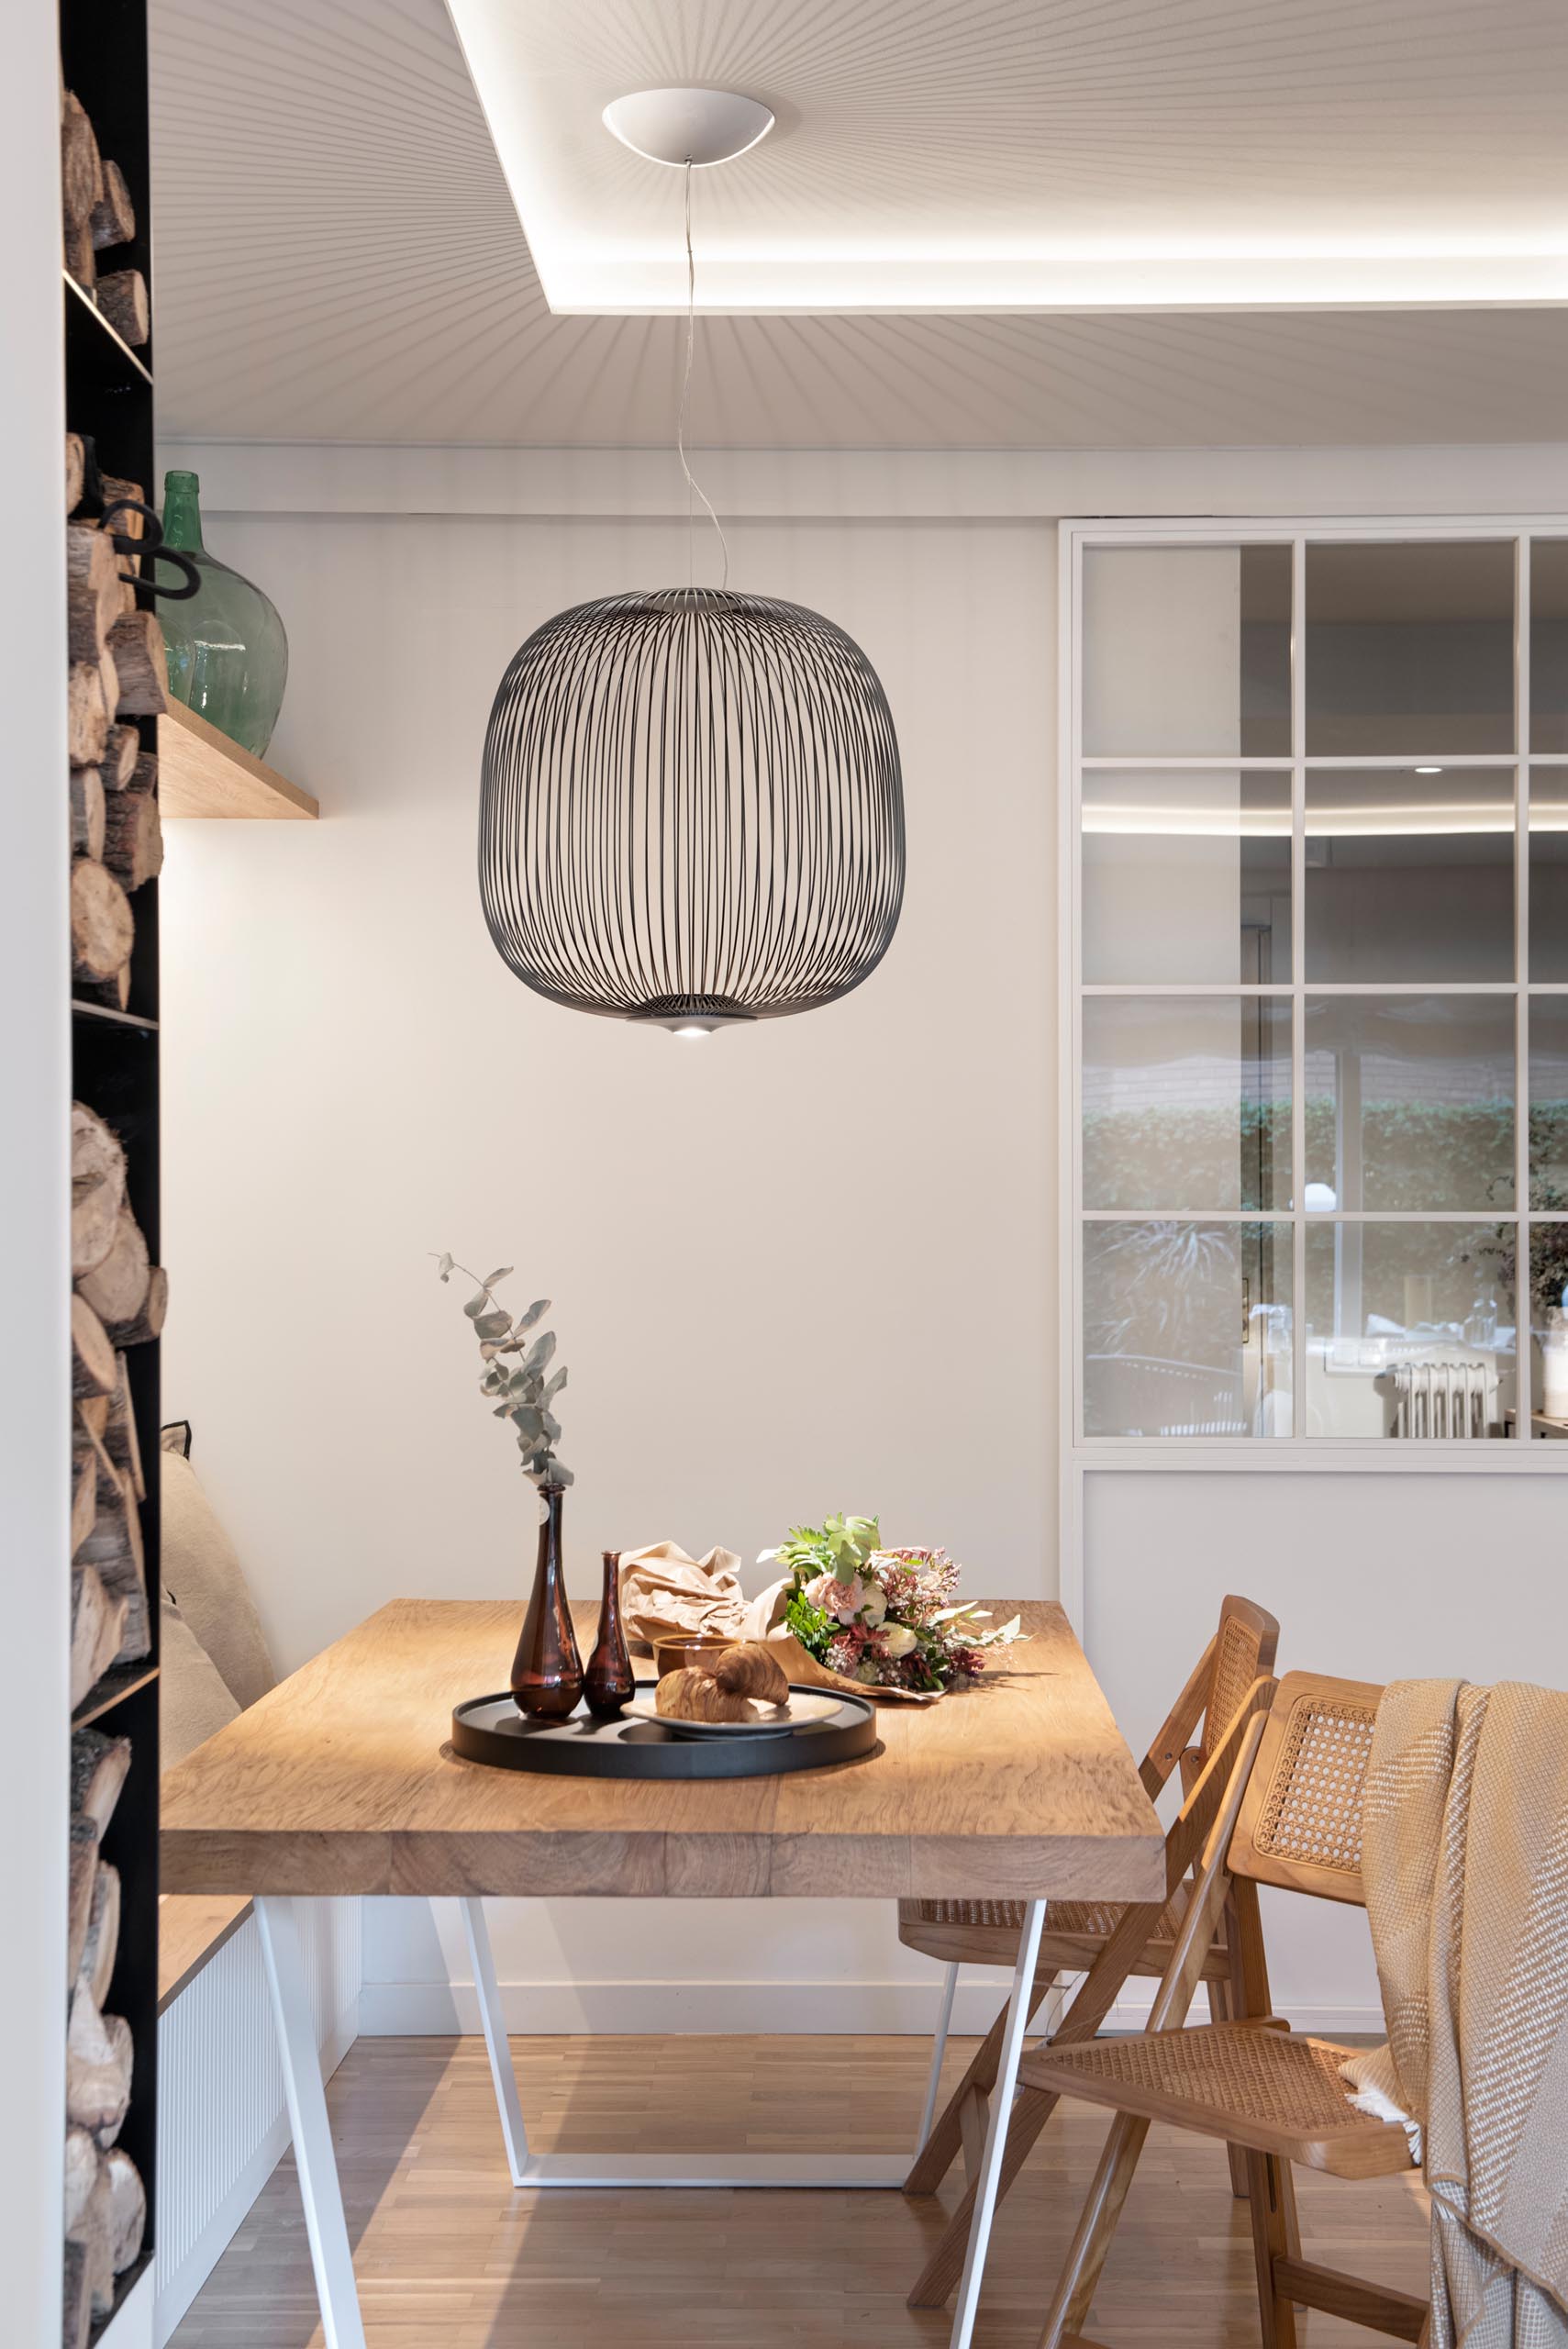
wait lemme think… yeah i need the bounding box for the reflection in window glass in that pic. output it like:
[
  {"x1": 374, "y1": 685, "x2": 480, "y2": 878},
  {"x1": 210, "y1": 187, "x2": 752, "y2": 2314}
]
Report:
[
  {"x1": 1305, "y1": 541, "x2": 1515, "y2": 756},
  {"x1": 1083, "y1": 1221, "x2": 1293, "y2": 1437},
  {"x1": 1304, "y1": 767, "x2": 1515, "y2": 983},
  {"x1": 1530, "y1": 998, "x2": 1568, "y2": 1211},
  {"x1": 1529, "y1": 1227, "x2": 1568, "y2": 1431},
  {"x1": 1532, "y1": 540, "x2": 1568, "y2": 753},
  {"x1": 1304, "y1": 1221, "x2": 1517, "y2": 1438},
  {"x1": 1530, "y1": 768, "x2": 1568, "y2": 980},
  {"x1": 1082, "y1": 771, "x2": 1290, "y2": 984},
  {"x1": 1082, "y1": 545, "x2": 1291, "y2": 756},
  {"x1": 1083, "y1": 997, "x2": 1292, "y2": 1211},
  {"x1": 1304, "y1": 995, "x2": 1516, "y2": 1213}
]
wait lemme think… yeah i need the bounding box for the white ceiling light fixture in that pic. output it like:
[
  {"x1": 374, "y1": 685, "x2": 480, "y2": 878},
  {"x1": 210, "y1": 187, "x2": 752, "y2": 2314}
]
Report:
[{"x1": 602, "y1": 87, "x2": 773, "y2": 171}]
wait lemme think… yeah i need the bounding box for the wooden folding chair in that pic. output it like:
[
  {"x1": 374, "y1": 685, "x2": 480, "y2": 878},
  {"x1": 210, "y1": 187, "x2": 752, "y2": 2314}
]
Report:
[
  {"x1": 1018, "y1": 1670, "x2": 1426, "y2": 2349},
  {"x1": 902, "y1": 1593, "x2": 1279, "y2": 2310}
]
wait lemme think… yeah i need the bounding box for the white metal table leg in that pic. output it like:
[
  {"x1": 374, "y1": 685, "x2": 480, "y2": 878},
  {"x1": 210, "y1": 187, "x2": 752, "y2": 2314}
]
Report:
[
  {"x1": 915, "y1": 1961, "x2": 961, "y2": 2154},
  {"x1": 947, "y1": 1897, "x2": 1047, "y2": 2349},
  {"x1": 254, "y1": 1897, "x2": 367, "y2": 2349},
  {"x1": 458, "y1": 1896, "x2": 529, "y2": 2185}
]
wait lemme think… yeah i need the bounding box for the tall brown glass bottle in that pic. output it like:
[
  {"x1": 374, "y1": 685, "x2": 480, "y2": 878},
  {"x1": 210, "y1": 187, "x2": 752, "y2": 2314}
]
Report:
[
  {"x1": 584, "y1": 1552, "x2": 634, "y2": 1720},
  {"x1": 510, "y1": 1485, "x2": 583, "y2": 1718}
]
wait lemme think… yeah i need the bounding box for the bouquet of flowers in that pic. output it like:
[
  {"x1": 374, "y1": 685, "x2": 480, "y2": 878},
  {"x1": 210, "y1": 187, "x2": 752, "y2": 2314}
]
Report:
[{"x1": 763, "y1": 1513, "x2": 1022, "y2": 1695}]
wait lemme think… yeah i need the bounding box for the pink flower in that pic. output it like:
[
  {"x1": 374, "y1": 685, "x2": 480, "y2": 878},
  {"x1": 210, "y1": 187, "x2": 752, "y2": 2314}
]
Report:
[{"x1": 806, "y1": 1570, "x2": 868, "y2": 1626}]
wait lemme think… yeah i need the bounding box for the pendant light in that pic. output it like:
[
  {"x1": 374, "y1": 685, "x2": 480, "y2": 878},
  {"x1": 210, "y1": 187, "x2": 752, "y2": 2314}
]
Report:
[{"x1": 479, "y1": 92, "x2": 905, "y2": 1035}]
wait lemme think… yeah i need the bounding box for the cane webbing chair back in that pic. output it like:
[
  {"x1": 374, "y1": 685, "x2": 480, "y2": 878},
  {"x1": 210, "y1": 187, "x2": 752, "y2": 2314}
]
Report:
[
  {"x1": 1229, "y1": 1670, "x2": 1382, "y2": 1906},
  {"x1": 1199, "y1": 1595, "x2": 1280, "y2": 1765}
]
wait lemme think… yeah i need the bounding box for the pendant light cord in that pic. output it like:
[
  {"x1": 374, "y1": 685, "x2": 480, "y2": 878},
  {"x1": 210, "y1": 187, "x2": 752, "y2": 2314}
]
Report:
[{"x1": 677, "y1": 161, "x2": 729, "y2": 592}]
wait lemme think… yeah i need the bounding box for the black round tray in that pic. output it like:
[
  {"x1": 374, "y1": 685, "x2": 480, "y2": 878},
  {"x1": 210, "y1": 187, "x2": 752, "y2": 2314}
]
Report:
[{"x1": 450, "y1": 1681, "x2": 878, "y2": 1778}]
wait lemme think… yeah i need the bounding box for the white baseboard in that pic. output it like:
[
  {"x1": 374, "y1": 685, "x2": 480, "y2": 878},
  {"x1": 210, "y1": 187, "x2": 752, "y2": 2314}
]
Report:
[
  {"x1": 1104, "y1": 1983, "x2": 1385, "y2": 2037},
  {"x1": 359, "y1": 1975, "x2": 1032, "y2": 2037},
  {"x1": 359, "y1": 1973, "x2": 1385, "y2": 2040}
]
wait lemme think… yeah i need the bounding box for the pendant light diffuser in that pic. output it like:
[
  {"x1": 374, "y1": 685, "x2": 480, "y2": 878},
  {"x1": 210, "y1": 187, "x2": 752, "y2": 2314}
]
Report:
[{"x1": 479, "y1": 587, "x2": 904, "y2": 1027}]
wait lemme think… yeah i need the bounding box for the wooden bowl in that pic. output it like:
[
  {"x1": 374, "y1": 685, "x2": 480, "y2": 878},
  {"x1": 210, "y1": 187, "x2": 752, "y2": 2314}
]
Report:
[{"x1": 653, "y1": 1634, "x2": 737, "y2": 1679}]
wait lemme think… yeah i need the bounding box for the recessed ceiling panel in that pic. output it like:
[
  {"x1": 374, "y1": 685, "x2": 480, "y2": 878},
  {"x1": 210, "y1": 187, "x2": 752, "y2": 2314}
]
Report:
[
  {"x1": 150, "y1": 0, "x2": 1568, "y2": 447},
  {"x1": 447, "y1": 0, "x2": 1568, "y2": 311}
]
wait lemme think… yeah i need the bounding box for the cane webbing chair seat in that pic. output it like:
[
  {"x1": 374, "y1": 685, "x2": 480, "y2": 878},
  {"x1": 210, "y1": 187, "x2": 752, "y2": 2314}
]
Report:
[
  {"x1": 1022, "y1": 2020, "x2": 1415, "y2": 2179},
  {"x1": 898, "y1": 1887, "x2": 1230, "y2": 1980}
]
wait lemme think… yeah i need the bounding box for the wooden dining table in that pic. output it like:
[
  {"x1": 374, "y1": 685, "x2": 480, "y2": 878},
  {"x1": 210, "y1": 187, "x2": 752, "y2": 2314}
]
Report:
[{"x1": 161, "y1": 1596, "x2": 1162, "y2": 2349}]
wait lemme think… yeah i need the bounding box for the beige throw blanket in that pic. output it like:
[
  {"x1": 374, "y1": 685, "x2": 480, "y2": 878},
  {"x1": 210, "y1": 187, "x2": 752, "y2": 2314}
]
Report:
[{"x1": 1341, "y1": 1679, "x2": 1568, "y2": 2347}]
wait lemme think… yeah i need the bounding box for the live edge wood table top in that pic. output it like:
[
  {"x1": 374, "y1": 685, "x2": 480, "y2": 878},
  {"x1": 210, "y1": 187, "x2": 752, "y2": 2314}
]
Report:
[{"x1": 161, "y1": 1598, "x2": 1163, "y2": 1906}]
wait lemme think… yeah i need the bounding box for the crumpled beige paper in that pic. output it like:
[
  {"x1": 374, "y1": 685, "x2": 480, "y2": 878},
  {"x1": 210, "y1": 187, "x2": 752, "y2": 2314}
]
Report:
[
  {"x1": 617, "y1": 1542, "x2": 752, "y2": 1645},
  {"x1": 617, "y1": 1543, "x2": 939, "y2": 1704}
]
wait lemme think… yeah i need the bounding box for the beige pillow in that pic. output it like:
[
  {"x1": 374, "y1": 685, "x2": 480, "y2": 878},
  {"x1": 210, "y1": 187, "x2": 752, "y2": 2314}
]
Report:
[
  {"x1": 161, "y1": 1595, "x2": 240, "y2": 1767},
  {"x1": 160, "y1": 1447, "x2": 275, "y2": 1710}
]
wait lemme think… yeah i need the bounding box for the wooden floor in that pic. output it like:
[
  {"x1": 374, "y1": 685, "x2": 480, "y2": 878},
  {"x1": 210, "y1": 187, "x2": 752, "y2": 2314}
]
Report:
[{"x1": 172, "y1": 2032, "x2": 1429, "y2": 2348}]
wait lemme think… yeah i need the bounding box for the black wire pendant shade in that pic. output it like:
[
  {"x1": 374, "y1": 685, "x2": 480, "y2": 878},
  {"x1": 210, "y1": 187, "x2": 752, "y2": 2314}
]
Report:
[{"x1": 479, "y1": 586, "x2": 905, "y2": 1030}]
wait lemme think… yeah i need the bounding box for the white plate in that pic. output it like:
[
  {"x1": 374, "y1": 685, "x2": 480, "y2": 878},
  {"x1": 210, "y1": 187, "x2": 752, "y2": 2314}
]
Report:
[{"x1": 624, "y1": 1687, "x2": 844, "y2": 1738}]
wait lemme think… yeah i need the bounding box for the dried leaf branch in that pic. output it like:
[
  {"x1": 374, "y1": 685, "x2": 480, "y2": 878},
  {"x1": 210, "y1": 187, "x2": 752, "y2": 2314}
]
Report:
[{"x1": 433, "y1": 1253, "x2": 572, "y2": 1488}]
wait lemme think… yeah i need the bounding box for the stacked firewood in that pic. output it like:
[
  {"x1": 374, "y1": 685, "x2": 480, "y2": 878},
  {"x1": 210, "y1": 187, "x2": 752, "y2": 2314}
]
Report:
[
  {"x1": 66, "y1": 432, "x2": 166, "y2": 1010},
  {"x1": 71, "y1": 1101, "x2": 165, "y2": 1708},
  {"x1": 63, "y1": 1731, "x2": 147, "y2": 2342},
  {"x1": 61, "y1": 88, "x2": 148, "y2": 348}
]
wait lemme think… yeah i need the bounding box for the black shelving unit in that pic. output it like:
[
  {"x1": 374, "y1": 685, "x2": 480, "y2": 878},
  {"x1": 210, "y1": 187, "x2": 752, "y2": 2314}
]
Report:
[{"x1": 61, "y1": 0, "x2": 161, "y2": 2331}]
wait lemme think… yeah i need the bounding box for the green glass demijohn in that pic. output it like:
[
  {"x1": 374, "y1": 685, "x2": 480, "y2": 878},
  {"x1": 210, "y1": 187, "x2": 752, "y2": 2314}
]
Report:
[{"x1": 158, "y1": 470, "x2": 288, "y2": 758}]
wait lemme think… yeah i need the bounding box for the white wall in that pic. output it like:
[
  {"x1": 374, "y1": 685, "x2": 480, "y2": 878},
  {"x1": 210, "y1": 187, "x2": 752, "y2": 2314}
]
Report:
[
  {"x1": 160, "y1": 440, "x2": 1568, "y2": 2032},
  {"x1": 1082, "y1": 1466, "x2": 1568, "y2": 2027},
  {"x1": 160, "y1": 500, "x2": 1055, "y2": 2028},
  {"x1": 2, "y1": 17, "x2": 72, "y2": 2341}
]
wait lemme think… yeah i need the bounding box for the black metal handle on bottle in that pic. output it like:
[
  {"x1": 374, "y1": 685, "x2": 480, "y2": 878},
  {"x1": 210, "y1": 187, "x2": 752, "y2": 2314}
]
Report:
[{"x1": 100, "y1": 497, "x2": 202, "y2": 600}]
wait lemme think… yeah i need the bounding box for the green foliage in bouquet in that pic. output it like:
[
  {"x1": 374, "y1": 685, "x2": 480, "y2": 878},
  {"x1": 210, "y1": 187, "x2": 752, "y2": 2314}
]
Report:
[
  {"x1": 433, "y1": 1253, "x2": 571, "y2": 1489},
  {"x1": 766, "y1": 1511, "x2": 1023, "y2": 1692},
  {"x1": 773, "y1": 1512, "x2": 881, "y2": 1588}
]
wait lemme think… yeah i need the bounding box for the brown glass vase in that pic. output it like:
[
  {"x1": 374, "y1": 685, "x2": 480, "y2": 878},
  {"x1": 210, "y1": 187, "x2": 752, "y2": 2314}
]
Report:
[
  {"x1": 510, "y1": 1484, "x2": 583, "y2": 1718},
  {"x1": 584, "y1": 1551, "x2": 635, "y2": 1720}
]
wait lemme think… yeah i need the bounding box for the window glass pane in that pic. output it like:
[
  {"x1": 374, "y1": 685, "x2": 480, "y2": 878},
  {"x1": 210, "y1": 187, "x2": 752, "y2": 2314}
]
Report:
[
  {"x1": 1529, "y1": 768, "x2": 1568, "y2": 980},
  {"x1": 1529, "y1": 1228, "x2": 1568, "y2": 1433},
  {"x1": 1304, "y1": 995, "x2": 1516, "y2": 1213},
  {"x1": 1082, "y1": 545, "x2": 1290, "y2": 756},
  {"x1": 1083, "y1": 996, "x2": 1292, "y2": 1211},
  {"x1": 1530, "y1": 996, "x2": 1568, "y2": 1211},
  {"x1": 1531, "y1": 540, "x2": 1568, "y2": 752},
  {"x1": 1084, "y1": 1221, "x2": 1293, "y2": 1437},
  {"x1": 1304, "y1": 766, "x2": 1515, "y2": 982},
  {"x1": 1305, "y1": 1220, "x2": 1517, "y2": 1439},
  {"x1": 1305, "y1": 540, "x2": 1515, "y2": 756},
  {"x1": 1082, "y1": 770, "x2": 1291, "y2": 983}
]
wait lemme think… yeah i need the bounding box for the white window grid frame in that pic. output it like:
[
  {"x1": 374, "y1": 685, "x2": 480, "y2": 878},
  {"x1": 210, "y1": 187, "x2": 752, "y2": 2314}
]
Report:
[{"x1": 1058, "y1": 515, "x2": 1568, "y2": 1520}]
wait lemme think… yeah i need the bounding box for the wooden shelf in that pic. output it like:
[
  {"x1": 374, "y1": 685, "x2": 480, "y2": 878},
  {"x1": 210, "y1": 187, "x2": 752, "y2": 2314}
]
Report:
[
  {"x1": 72, "y1": 999, "x2": 159, "y2": 1033},
  {"x1": 72, "y1": 1660, "x2": 160, "y2": 1730},
  {"x1": 63, "y1": 268, "x2": 152, "y2": 391},
  {"x1": 159, "y1": 702, "x2": 318, "y2": 820}
]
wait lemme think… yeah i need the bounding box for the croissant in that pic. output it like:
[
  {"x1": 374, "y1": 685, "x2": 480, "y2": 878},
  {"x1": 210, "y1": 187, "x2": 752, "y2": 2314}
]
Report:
[
  {"x1": 713, "y1": 1641, "x2": 791, "y2": 1707},
  {"x1": 655, "y1": 1667, "x2": 751, "y2": 1723}
]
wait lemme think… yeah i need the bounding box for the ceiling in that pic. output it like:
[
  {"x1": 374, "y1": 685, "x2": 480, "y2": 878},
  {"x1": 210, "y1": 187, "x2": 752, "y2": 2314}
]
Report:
[
  {"x1": 150, "y1": 0, "x2": 1568, "y2": 450},
  {"x1": 450, "y1": 0, "x2": 1568, "y2": 312}
]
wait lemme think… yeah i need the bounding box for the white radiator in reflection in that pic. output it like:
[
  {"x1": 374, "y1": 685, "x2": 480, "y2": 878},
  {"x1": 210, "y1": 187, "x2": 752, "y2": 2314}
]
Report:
[{"x1": 1391, "y1": 1359, "x2": 1497, "y2": 1439}]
